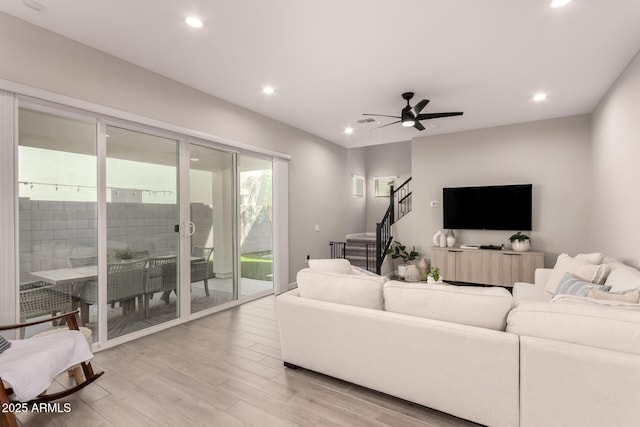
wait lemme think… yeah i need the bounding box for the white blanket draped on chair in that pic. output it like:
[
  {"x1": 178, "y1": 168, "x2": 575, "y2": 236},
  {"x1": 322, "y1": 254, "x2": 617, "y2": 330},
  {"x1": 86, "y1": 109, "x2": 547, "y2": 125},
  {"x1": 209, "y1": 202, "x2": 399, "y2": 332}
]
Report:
[{"x1": 0, "y1": 330, "x2": 93, "y2": 401}]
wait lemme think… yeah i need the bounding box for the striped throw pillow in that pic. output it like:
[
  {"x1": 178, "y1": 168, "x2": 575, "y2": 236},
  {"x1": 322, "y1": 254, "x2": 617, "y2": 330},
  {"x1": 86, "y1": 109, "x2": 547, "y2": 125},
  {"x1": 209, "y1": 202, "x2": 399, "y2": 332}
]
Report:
[
  {"x1": 0, "y1": 336, "x2": 11, "y2": 354},
  {"x1": 556, "y1": 272, "x2": 611, "y2": 297}
]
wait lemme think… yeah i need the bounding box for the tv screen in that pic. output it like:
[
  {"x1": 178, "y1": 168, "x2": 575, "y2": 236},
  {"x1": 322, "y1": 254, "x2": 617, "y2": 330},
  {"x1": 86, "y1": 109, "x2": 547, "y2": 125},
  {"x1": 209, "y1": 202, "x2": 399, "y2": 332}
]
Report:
[{"x1": 443, "y1": 184, "x2": 532, "y2": 231}]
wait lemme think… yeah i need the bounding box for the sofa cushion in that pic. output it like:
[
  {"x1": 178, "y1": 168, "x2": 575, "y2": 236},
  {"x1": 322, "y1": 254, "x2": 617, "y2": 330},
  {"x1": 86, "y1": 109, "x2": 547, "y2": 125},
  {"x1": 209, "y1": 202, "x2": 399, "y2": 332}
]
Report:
[
  {"x1": 383, "y1": 282, "x2": 513, "y2": 331},
  {"x1": 603, "y1": 262, "x2": 640, "y2": 292},
  {"x1": 308, "y1": 258, "x2": 353, "y2": 274},
  {"x1": 512, "y1": 282, "x2": 553, "y2": 304},
  {"x1": 507, "y1": 301, "x2": 640, "y2": 355},
  {"x1": 545, "y1": 254, "x2": 610, "y2": 294},
  {"x1": 555, "y1": 273, "x2": 610, "y2": 297},
  {"x1": 588, "y1": 287, "x2": 640, "y2": 303},
  {"x1": 296, "y1": 268, "x2": 385, "y2": 310}
]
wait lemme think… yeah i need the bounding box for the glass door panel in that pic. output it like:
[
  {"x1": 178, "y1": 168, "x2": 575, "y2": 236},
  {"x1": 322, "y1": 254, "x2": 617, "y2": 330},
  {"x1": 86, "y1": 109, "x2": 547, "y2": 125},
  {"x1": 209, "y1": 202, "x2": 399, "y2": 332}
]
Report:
[
  {"x1": 239, "y1": 156, "x2": 273, "y2": 296},
  {"x1": 105, "y1": 125, "x2": 179, "y2": 339},
  {"x1": 189, "y1": 144, "x2": 235, "y2": 313},
  {"x1": 17, "y1": 108, "x2": 98, "y2": 339}
]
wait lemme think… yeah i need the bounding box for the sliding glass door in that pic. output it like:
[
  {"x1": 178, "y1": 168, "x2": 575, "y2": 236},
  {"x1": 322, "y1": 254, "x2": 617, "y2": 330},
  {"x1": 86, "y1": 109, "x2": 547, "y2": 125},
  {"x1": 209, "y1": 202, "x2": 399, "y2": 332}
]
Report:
[
  {"x1": 105, "y1": 125, "x2": 180, "y2": 339},
  {"x1": 188, "y1": 144, "x2": 236, "y2": 313},
  {"x1": 12, "y1": 100, "x2": 280, "y2": 346}
]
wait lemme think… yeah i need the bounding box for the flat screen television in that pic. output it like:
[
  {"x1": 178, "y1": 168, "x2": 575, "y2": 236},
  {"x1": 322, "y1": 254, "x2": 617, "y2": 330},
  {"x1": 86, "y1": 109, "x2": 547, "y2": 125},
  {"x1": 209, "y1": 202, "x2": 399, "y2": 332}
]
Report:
[{"x1": 443, "y1": 184, "x2": 532, "y2": 230}]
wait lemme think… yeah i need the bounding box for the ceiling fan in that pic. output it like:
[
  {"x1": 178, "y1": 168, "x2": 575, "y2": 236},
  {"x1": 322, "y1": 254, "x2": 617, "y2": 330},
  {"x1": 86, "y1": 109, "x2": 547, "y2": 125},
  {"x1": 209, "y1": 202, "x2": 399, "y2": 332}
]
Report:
[{"x1": 363, "y1": 92, "x2": 463, "y2": 131}]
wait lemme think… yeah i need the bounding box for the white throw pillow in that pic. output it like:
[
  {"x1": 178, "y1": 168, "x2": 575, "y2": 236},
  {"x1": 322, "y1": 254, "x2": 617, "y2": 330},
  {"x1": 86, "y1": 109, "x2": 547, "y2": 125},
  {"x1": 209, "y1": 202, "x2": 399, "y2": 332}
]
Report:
[
  {"x1": 308, "y1": 258, "x2": 353, "y2": 275},
  {"x1": 551, "y1": 294, "x2": 640, "y2": 310},
  {"x1": 604, "y1": 263, "x2": 640, "y2": 292},
  {"x1": 574, "y1": 252, "x2": 604, "y2": 264},
  {"x1": 383, "y1": 282, "x2": 513, "y2": 331},
  {"x1": 545, "y1": 253, "x2": 610, "y2": 294},
  {"x1": 588, "y1": 287, "x2": 640, "y2": 303}
]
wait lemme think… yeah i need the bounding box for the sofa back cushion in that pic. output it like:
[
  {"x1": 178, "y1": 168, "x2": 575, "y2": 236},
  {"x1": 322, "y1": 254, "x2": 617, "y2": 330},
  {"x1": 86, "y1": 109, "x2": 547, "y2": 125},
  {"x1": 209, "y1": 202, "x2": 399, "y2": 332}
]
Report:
[
  {"x1": 383, "y1": 282, "x2": 514, "y2": 331},
  {"x1": 296, "y1": 268, "x2": 385, "y2": 310},
  {"x1": 507, "y1": 301, "x2": 640, "y2": 355}
]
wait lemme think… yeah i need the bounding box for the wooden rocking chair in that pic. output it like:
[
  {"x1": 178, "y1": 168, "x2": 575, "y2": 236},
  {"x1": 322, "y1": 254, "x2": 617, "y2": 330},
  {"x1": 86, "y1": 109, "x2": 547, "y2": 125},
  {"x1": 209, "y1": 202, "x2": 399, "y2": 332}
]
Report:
[{"x1": 0, "y1": 311, "x2": 104, "y2": 427}]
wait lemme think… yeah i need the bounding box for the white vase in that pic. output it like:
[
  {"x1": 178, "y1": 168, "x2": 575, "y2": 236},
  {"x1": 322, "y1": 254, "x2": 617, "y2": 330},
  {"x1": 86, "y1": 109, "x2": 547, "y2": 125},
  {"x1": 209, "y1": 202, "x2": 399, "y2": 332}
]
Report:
[
  {"x1": 511, "y1": 240, "x2": 531, "y2": 252},
  {"x1": 432, "y1": 230, "x2": 444, "y2": 246},
  {"x1": 427, "y1": 276, "x2": 443, "y2": 284},
  {"x1": 397, "y1": 265, "x2": 407, "y2": 277},
  {"x1": 446, "y1": 229, "x2": 456, "y2": 247}
]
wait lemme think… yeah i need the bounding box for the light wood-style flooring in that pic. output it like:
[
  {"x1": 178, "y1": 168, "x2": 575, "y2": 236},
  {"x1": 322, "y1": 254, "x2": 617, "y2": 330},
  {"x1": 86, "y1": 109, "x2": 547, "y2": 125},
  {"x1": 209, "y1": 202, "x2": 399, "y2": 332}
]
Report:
[{"x1": 17, "y1": 296, "x2": 480, "y2": 427}]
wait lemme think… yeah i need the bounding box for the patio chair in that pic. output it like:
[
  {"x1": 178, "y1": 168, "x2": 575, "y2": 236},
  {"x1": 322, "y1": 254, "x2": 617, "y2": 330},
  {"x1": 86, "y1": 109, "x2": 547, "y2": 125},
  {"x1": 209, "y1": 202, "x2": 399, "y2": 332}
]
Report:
[
  {"x1": 66, "y1": 255, "x2": 98, "y2": 325},
  {"x1": 19, "y1": 281, "x2": 72, "y2": 336},
  {"x1": 66, "y1": 255, "x2": 98, "y2": 268},
  {"x1": 191, "y1": 246, "x2": 213, "y2": 296},
  {"x1": 0, "y1": 311, "x2": 103, "y2": 427},
  {"x1": 145, "y1": 256, "x2": 177, "y2": 317},
  {"x1": 80, "y1": 259, "x2": 147, "y2": 320}
]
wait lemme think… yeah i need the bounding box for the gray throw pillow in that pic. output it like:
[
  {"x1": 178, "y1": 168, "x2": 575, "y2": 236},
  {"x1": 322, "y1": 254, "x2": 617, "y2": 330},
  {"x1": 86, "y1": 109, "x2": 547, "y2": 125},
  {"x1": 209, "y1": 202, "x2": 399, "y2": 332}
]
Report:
[
  {"x1": 0, "y1": 335, "x2": 11, "y2": 354},
  {"x1": 556, "y1": 272, "x2": 611, "y2": 297}
]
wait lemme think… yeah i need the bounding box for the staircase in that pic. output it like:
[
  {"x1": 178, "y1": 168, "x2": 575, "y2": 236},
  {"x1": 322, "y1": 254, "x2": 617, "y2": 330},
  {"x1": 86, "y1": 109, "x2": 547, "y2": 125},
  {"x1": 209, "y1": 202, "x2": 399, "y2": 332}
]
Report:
[
  {"x1": 329, "y1": 177, "x2": 413, "y2": 275},
  {"x1": 344, "y1": 234, "x2": 376, "y2": 270}
]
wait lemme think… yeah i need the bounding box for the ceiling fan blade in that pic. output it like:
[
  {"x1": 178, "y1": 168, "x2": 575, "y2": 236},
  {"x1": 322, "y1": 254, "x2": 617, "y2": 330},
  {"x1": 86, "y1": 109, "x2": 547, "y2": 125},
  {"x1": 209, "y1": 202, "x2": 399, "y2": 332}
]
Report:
[
  {"x1": 371, "y1": 120, "x2": 401, "y2": 130},
  {"x1": 411, "y1": 99, "x2": 430, "y2": 116},
  {"x1": 362, "y1": 113, "x2": 401, "y2": 119},
  {"x1": 416, "y1": 112, "x2": 464, "y2": 120},
  {"x1": 413, "y1": 121, "x2": 426, "y2": 131}
]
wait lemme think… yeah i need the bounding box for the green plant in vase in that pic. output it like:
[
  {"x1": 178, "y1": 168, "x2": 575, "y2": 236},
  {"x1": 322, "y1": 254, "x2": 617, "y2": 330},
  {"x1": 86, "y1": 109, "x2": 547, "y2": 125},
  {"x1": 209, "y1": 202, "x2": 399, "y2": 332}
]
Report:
[
  {"x1": 508, "y1": 232, "x2": 531, "y2": 252},
  {"x1": 113, "y1": 246, "x2": 136, "y2": 260},
  {"x1": 386, "y1": 241, "x2": 419, "y2": 277},
  {"x1": 425, "y1": 266, "x2": 441, "y2": 283}
]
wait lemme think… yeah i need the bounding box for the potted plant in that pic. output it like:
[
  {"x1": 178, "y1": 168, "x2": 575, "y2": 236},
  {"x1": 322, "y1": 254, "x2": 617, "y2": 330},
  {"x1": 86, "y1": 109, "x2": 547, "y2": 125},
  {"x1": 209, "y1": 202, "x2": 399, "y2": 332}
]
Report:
[
  {"x1": 386, "y1": 241, "x2": 419, "y2": 277},
  {"x1": 425, "y1": 266, "x2": 442, "y2": 284},
  {"x1": 113, "y1": 246, "x2": 136, "y2": 261},
  {"x1": 509, "y1": 232, "x2": 531, "y2": 252}
]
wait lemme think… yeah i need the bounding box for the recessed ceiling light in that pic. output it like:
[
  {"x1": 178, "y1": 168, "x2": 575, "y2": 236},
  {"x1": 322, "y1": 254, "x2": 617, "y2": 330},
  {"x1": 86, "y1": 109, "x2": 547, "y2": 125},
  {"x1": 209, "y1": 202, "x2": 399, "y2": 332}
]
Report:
[
  {"x1": 550, "y1": 0, "x2": 572, "y2": 8},
  {"x1": 262, "y1": 86, "x2": 275, "y2": 95},
  {"x1": 344, "y1": 127, "x2": 354, "y2": 134},
  {"x1": 185, "y1": 16, "x2": 203, "y2": 28},
  {"x1": 532, "y1": 93, "x2": 548, "y2": 102}
]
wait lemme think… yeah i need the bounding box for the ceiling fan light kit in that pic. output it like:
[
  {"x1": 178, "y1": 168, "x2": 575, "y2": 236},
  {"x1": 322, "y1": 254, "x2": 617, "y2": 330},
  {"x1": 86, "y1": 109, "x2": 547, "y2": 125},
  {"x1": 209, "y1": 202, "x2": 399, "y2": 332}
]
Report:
[{"x1": 363, "y1": 92, "x2": 463, "y2": 132}]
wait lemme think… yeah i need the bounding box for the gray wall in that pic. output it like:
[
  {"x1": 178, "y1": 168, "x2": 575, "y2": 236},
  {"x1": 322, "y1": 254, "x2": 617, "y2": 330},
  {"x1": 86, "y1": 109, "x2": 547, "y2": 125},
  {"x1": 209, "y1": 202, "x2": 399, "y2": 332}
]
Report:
[
  {"x1": 394, "y1": 115, "x2": 592, "y2": 267},
  {"x1": 364, "y1": 141, "x2": 412, "y2": 232},
  {"x1": 591, "y1": 50, "x2": 640, "y2": 267},
  {"x1": 0, "y1": 12, "x2": 366, "y2": 281}
]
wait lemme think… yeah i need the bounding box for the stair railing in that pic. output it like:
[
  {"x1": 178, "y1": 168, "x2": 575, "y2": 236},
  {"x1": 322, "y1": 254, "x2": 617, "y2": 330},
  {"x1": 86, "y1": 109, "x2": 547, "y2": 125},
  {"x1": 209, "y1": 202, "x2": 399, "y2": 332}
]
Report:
[
  {"x1": 329, "y1": 241, "x2": 346, "y2": 259},
  {"x1": 375, "y1": 177, "x2": 412, "y2": 274}
]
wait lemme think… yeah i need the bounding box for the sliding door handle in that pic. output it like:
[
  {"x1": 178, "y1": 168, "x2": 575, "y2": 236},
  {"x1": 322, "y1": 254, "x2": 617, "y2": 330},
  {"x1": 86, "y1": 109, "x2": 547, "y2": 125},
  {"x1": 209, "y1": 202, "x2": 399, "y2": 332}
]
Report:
[{"x1": 187, "y1": 221, "x2": 196, "y2": 236}]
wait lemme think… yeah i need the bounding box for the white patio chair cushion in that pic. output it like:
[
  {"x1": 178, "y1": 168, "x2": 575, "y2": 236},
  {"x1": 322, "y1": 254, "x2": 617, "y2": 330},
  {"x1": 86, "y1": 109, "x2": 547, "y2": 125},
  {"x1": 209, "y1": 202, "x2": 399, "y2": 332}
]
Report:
[{"x1": 0, "y1": 330, "x2": 93, "y2": 401}]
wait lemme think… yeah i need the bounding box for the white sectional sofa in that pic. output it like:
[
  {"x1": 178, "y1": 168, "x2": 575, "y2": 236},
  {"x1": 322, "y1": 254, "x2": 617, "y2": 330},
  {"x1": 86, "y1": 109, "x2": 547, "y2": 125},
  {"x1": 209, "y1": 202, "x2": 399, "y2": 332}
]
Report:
[{"x1": 277, "y1": 257, "x2": 640, "y2": 427}]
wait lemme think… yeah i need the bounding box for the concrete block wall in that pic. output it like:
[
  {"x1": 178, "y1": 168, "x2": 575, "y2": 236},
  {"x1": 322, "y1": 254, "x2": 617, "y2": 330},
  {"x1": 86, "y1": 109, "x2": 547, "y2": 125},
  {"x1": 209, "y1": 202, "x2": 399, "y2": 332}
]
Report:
[{"x1": 18, "y1": 198, "x2": 214, "y2": 282}]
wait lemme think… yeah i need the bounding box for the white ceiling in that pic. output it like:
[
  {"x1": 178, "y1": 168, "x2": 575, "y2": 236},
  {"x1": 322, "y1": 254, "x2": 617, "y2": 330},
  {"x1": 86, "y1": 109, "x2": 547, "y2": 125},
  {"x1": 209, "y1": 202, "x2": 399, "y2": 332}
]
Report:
[{"x1": 2, "y1": 0, "x2": 640, "y2": 148}]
